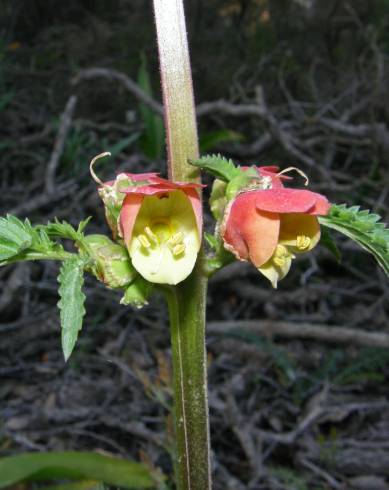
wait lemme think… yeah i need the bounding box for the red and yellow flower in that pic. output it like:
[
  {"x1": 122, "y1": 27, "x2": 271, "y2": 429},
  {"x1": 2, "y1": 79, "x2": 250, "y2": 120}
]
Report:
[
  {"x1": 220, "y1": 166, "x2": 330, "y2": 287},
  {"x1": 93, "y1": 157, "x2": 202, "y2": 286},
  {"x1": 119, "y1": 176, "x2": 203, "y2": 285}
]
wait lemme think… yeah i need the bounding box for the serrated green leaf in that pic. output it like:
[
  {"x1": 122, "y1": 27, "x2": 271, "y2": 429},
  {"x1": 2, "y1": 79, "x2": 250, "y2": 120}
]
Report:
[
  {"x1": 320, "y1": 227, "x2": 341, "y2": 263},
  {"x1": 319, "y1": 204, "x2": 389, "y2": 276},
  {"x1": 58, "y1": 258, "x2": 86, "y2": 361},
  {"x1": 44, "y1": 219, "x2": 88, "y2": 242},
  {"x1": 0, "y1": 215, "x2": 33, "y2": 260},
  {"x1": 77, "y1": 217, "x2": 92, "y2": 234},
  {"x1": 42, "y1": 218, "x2": 94, "y2": 258},
  {"x1": 0, "y1": 451, "x2": 155, "y2": 489},
  {"x1": 0, "y1": 215, "x2": 73, "y2": 266},
  {"x1": 189, "y1": 154, "x2": 242, "y2": 181}
]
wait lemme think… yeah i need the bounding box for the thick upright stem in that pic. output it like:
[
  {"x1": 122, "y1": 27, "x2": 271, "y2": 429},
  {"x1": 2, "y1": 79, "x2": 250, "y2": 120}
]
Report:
[
  {"x1": 153, "y1": 1, "x2": 211, "y2": 489},
  {"x1": 153, "y1": 0, "x2": 200, "y2": 182},
  {"x1": 165, "y1": 277, "x2": 210, "y2": 490}
]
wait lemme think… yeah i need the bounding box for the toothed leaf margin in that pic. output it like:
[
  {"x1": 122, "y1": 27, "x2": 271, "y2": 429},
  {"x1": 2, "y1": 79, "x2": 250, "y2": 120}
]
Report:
[
  {"x1": 189, "y1": 154, "x2": 241, "y2": 182},
  {"x1": 319, "y1": 204, "x2": 389, "y2": 276},
  {"x1": 58, "y1": 257, "x2": 87, "y2": 361}
]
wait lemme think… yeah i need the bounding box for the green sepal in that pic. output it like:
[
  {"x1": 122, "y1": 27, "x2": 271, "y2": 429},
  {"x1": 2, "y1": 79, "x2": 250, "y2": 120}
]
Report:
[
  {"x1": 319, "y1": 204, "x2": 389, "y2": 275},
  {"x1": 209, "y1": 179, "x2": 228, "y2": 220},
  {"x1": 120, "y1": 276, "x2": 153, "y2": 309},
  {"x1": 58, "y1": 257, "x2": 87, "y2": 361},
  {"x1": 225, "y1": 168, "x2": 258, "y2": 200},
  {"x1": 98, "y1": 174, "x2": 132, "y2": 239},
  {"x1": 189, "y1": 154, "x2": 242, "y2": 182},
  {"x1": 83, "y1": 234, "x2": 137, "y2": 288},
  {"x1": 319, "y1": 227, "x2": 341, "y2": 263}
]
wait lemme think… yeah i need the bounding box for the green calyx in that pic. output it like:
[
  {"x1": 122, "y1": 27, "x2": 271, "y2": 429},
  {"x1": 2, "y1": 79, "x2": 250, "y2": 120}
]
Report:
[
  {"x1": 209, "y1": 167, "x2": 261, "y2": 220},
  {"x1": 209, "y1": 179, "x2": 227, "y2": 220},
  {"x1": 225, "y1": 168, "x2": 259, "y2": 200},
  {"x1": 83, "y1": 234, "x2": 137, "y2": 288},
  {"x1": 120, "y1": 275, "x2": 153, "y2": 309},
  {"x1": 98, "y1": 174, "x2": 132, "y2": 238}
]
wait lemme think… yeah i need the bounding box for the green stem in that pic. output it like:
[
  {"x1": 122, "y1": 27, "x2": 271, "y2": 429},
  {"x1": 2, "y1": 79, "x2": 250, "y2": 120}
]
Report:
[
  {"x1": 1, "y1": 251, "x2": 74, "y2": 265},
  {"x1": 164, "y1": 273, "x2": 210, "y2": 490},
  {"x1": 153, "y1": 1, "x2": 211, "y2": 489},
  {"x1": 153, "y1": 0, "x2": 200, "y2": 182}
]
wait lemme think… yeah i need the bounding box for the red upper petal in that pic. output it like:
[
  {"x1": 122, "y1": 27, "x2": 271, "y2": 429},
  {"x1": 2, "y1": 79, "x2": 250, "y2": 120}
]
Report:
[
  {"x1": 121, "y1": 175, "x2": 204, "y2": 195},
  {"x1": 255, "y1": 188, "x2": 325, "y2": 214},
  {"x1": 257, "y1": 165, "x2": 279, "y2": 174},
  {"x1": 307, "y1": 193, "x2": 330, "y2": 215}
]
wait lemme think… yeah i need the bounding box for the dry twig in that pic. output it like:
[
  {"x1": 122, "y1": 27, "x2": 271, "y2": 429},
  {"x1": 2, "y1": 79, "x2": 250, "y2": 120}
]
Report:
[
  {"x1": 45, "y1": 95, "x2": 78, "y2": 194},
  {"x1": 208, "y1": 320, "x2": 389, "y2": 348}
]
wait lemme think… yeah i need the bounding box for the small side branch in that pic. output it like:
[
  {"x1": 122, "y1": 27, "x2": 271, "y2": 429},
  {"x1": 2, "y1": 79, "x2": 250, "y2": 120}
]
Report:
[
  {"x1": 208, "y1": 320, "x2": 389, "y2": 349},
  {"x1": 45, "y1": 95, "x2": 78, "y2": 194}
]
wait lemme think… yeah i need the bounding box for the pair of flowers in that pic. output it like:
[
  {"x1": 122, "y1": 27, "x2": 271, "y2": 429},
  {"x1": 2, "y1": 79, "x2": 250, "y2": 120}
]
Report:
[{"x1": 95, "y1": 160, "x2": 329, "y2": 287}]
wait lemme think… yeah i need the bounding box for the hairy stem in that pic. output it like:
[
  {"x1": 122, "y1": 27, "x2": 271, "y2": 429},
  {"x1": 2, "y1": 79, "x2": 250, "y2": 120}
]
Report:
[
  {"x1": 153, "y1": 0, "x2": 200, "y2": 183},
  {"x1": 153, "y1": 1, "x2": 211, "y2": 489},
  {"x1": 165, "y1": 278, "x2": 211, "y2": 490}
]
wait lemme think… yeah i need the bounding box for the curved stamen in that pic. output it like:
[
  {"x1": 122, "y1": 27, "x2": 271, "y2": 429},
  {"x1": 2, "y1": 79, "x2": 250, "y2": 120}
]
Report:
[
  {"x1": 277, "y1": 166, "x2": 309, "y2": 186},
  {"x1": 145, "y1": 226, "x2": 158, "y2": 244},
  {"x1": 296, "y1": 235, "x2": 311, "y2": 250},
  {"x1": 138, "y1": 234, "x2": 151, "y2": 248},
  {"x1": 90, "y1": 152, "x2": 112, "y2": 186}
]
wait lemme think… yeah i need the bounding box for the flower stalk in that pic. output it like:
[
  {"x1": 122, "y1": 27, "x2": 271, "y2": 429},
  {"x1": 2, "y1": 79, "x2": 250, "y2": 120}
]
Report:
[{"x1": 153, "y1": 1, "x2": 211, "y2": 489}]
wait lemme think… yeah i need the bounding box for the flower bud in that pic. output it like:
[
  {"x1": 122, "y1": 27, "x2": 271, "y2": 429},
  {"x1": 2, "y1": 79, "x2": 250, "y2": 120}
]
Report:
[{"x1": 83, "y1": 234, "x2": 137, "y2": 288}]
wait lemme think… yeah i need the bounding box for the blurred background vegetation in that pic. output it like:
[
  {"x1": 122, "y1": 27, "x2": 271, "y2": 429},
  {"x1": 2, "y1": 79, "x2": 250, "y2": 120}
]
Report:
[{"x1": 0, "y1": 1, "x2": 389, "y2": 489}]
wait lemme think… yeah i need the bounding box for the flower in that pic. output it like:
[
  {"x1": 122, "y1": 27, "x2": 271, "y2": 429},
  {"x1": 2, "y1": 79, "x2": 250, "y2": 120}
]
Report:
[
  {"x1": 91, "y1": 153, "x2": 203, "y2": 285},
  {"x1": 220, "y1": 167, "x2": 330, "y2": 287},
  {"x1": 119, "y1": 176, "x2": 203, "y2": 285}
]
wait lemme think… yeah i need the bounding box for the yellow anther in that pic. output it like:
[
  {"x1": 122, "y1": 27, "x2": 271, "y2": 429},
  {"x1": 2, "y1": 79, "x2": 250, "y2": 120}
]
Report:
[
  {"x1": 144, "y1": 226, "x2": 158, "y2": 244},
  {"x1": 273, "y1": 244, "x2": 289, "y2": 267},
  {"x1": 138, "y1": 234, "x2": 151, "y2": 248},
  {"x1": 296, "y1": 235, "x2": 311, "y2": 250},
  {"x1": 273, "y1": 256, "x2": 286, "y2": 267},
  {"x1": 274, "y1": 244, "x2": 288, "y2": 258},
  {"x1": 168, "y1": 232, "x2": 184, "y2": 246},
  {"x1": 172, "y1": 243, "x2": 186, "y2": 256}
]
